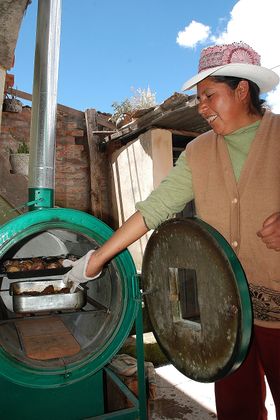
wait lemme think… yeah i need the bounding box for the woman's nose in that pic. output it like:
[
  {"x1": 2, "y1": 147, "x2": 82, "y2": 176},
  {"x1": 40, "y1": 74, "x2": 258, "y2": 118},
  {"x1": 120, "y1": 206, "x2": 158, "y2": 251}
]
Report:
[{"x1": 198, "y1": 100, "x2": 208, "y2": 115}]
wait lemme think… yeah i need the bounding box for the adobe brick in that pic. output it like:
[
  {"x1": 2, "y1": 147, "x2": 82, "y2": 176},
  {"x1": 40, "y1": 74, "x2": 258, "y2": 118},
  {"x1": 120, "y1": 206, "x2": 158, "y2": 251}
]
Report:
[
  {"x1": 57, "y1": 136, "x2": 76, "y2": 145},
  {"x1": 66, "y1": 129, "x2": 84, "y2": 137}
]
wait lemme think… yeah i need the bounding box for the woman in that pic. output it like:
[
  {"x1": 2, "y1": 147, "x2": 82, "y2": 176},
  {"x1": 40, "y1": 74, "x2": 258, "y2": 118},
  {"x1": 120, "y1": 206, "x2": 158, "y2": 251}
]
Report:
[{"x1": 64, "y1": 42, "x2": 280, "y2": 419}]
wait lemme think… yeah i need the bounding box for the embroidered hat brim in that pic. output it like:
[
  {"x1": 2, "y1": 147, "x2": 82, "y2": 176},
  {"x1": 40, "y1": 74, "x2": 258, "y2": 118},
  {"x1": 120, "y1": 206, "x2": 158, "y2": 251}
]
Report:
[{"x1": 182, "y1": 63, "x2": 279, "y2": 93}]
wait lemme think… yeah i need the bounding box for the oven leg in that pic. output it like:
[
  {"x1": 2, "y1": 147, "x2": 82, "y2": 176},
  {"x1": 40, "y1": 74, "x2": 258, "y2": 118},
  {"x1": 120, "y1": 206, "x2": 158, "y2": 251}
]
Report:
[{"x1": 135, "y1": 284, "x2": 148, "y2": 420}]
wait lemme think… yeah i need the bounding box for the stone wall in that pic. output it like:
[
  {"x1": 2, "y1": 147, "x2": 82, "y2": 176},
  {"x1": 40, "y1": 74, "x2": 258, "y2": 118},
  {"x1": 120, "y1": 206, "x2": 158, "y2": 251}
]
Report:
[{"x1": 0, "y1": 105, "x2": 91, "y2": 212}]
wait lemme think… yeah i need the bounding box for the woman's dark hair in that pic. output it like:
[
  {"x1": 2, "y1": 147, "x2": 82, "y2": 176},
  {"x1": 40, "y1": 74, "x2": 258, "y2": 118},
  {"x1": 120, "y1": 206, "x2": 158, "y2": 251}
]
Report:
[{"x1": 212, "y1": 75, "x2": 265, "y2": 115}]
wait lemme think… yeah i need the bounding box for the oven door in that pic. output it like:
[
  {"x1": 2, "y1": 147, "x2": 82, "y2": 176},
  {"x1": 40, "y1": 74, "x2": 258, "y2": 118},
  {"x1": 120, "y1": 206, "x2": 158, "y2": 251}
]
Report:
[{"x1": 142, "y1": 217, "x2": 252, "y2": 383}]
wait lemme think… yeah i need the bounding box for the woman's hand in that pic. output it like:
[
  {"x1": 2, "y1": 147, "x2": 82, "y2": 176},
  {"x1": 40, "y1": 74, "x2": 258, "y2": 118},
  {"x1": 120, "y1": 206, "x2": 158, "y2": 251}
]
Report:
[
  {"x1": 63, "y1": 211, "x2": 149, "y2": 292},
  {"x1": 85, "y1": 248, "x2": 107, "y2": 277},
  {"x1": 257, "y1": 212, "x2": 280, "y2": 251},
  {"x1": 62, "y1": 250, "x2": 103, "y2": 292}
]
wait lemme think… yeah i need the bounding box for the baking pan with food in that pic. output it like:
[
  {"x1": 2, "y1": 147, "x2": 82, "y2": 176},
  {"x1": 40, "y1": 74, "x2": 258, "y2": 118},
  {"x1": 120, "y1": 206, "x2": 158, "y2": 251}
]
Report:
[
  {"x1": 0, "y1": 255, "x2": 77, "y2": 279},
  {"x1": 10, "y1": 279, "x2": 86, "y2": 313}
]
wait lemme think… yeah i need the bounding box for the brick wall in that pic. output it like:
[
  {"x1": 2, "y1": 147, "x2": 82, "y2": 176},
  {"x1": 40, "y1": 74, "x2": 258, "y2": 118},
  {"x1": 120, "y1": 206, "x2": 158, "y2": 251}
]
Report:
[{"x1": 0, "y1": 105, "x2": 91, "y2": 212}]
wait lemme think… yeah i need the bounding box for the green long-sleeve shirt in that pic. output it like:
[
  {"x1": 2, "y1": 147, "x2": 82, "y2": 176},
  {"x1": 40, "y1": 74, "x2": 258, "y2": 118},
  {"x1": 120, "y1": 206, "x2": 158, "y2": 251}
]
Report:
[{"x1": 135, "y1": 120, "x2": 261, "y2": 229}]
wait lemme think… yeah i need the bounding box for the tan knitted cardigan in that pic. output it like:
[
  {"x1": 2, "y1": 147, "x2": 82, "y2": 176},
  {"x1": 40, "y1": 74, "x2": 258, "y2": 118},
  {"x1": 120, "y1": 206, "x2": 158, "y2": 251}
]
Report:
[{"x1": 186, "y1": 110, "x2": 280, "y2": 328}]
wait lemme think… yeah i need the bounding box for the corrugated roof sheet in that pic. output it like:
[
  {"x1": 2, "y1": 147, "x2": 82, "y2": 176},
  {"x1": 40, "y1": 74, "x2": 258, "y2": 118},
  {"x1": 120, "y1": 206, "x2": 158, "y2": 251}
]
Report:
[{"x1": 109, "y1": 92, "x2": 210, "y2": 144}]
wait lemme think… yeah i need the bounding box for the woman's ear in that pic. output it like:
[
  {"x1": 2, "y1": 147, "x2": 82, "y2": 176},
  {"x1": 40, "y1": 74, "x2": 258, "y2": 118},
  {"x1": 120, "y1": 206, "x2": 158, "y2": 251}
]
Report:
[{"x1": 236, "y1": 80, "x2": 250, "y2": 101}]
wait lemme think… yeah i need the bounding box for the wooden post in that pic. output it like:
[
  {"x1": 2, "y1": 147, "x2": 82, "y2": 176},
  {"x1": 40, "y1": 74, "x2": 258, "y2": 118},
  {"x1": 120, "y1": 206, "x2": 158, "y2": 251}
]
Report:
[
  {"x1": 0, "y1": 66, "x2": 6, "y2": 127},
  {"x1": 85, "y1": 108, "x2": 110, "y2": 222}
]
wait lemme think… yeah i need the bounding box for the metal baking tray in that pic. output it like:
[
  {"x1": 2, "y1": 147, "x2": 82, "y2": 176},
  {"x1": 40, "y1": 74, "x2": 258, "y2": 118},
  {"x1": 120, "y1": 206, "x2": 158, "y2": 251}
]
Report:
[
  {"x1": 0, "y1": 255, "x2": 76, "y2": 279},
  {"x1": 4, "y1": 266, "x2": 71, "y2": 279},
  {"x1": 10, "y1": 279, "x2": 86, "y2": 314}
]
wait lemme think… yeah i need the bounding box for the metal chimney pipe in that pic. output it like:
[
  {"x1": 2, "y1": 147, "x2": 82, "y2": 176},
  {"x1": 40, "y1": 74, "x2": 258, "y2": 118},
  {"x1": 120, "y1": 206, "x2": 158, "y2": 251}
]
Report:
[{"x1": 28, "y1": 0, "x2": 62, "y2": 209}]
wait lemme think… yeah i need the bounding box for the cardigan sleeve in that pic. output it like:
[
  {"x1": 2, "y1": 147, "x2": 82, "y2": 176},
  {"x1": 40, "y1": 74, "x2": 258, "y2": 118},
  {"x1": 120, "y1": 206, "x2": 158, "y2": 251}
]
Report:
[{"x1": 135, "y1": 151, "x2": 194, "y2": 229}]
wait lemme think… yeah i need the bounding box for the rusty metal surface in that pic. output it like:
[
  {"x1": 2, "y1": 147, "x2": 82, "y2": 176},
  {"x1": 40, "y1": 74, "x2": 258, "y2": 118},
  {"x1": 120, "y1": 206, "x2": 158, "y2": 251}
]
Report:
[{"x1": 142, "y1": 218, "x2": 252, "y2": 382}]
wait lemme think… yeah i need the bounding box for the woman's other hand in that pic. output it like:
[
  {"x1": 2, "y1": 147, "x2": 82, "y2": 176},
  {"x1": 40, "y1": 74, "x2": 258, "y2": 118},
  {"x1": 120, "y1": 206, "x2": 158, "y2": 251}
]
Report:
[{"x1": 257, "y1": 212, "x2": 280, "y2": 251}]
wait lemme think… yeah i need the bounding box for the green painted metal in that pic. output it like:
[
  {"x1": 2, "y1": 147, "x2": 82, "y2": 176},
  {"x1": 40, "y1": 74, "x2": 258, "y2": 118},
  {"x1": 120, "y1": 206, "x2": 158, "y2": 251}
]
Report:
[
  {"x1": 0, "y1": 369, "x2": 104, "y2": 420},
  {"x1": 28, "y1": 187, "x2": 54, "y2": 209},
  {"x1": 90, "y1": 294, "x2": 148, "y2": 420},
  {"x1": 134, "y1": 276, "x2": 148, "y2": 420},
  {"x1": 0, "y1": 207, "x2": 149, "y2": 418},
  {"x1": 92, "y1": 408, "x2": 142, "y2": 420},
  {"x1": 0, "y1": 208, "x2": 138, "y2": 388},
  {"x1": 102, "y1": 368, "x2": 140, "y2": 419}
]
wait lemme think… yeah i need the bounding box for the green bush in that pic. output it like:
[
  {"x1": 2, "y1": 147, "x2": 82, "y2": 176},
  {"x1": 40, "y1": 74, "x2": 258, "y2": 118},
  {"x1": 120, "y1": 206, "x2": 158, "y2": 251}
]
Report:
[{"x1": 17, "y1": 142, "x2": 29, "y2": 154}]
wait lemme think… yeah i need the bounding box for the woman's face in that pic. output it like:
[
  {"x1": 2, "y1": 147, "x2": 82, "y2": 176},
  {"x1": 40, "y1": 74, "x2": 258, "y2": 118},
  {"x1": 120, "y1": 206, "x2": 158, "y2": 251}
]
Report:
[{"x1": 197, "y1": 78, "x2": 250, "y2": 135}]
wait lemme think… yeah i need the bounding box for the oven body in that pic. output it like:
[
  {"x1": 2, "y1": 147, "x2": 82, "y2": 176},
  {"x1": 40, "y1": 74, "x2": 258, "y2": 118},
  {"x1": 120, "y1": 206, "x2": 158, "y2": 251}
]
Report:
[{"x1": 0, "y1": 208, "x2": 142, "y2": 419}]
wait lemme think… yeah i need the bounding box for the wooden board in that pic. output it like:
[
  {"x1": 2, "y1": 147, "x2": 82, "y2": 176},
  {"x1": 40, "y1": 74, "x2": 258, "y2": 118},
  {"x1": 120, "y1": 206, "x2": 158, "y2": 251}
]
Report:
[
  {"x1": 15, "y1": 317, "x2": 80, "y2": 360},
  {"x1": 85, "y1": 108, "x2": 110, "y2": 220}
]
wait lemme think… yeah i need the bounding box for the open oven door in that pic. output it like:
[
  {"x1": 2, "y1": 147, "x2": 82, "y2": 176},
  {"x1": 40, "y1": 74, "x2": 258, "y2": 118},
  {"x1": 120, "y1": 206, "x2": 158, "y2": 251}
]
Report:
[{"x1": 141, "y1": 217, "x2": 252, "y2": 383}]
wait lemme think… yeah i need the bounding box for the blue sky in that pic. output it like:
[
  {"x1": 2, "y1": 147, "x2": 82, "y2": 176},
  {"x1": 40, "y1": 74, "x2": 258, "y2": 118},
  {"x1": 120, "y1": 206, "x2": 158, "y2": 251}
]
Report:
[{"x1": 13, "y1": 0, "x2": 280, "y2": 114}]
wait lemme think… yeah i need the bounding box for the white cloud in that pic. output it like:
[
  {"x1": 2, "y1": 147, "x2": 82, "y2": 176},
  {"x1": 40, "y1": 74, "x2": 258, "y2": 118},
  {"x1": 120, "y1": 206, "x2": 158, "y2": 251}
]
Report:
[
  {"x1": 266, "y1": 67, "x2": 280, "y2": 113},
  {"x1": 177, "y1": 0, "x2": 280, "y2": 111},
  {"x1": 212, "y1": 0, "x2": 280, "y2": 68},
  {"x1": 176, "y1": 20, "x2": 210, "y2": 48},
  {"x1": 211, "y1": 0, "x2": 280, "y2": 111}
]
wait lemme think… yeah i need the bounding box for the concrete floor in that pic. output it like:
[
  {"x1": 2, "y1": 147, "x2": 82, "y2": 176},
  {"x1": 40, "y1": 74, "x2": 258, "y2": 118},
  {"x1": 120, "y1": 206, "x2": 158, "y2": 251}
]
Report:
[
  {"x1": 121, "y1": 332, "x2": 276, "y2": 419},
  {"x1": 149, "y1": 364, "x2": 276, "y2": 420}
]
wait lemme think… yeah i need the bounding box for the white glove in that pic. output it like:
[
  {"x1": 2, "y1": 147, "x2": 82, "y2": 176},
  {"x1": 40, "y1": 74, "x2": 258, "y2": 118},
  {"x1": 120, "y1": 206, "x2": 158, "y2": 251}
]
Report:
[{"x1": 62, "y1": 250, "x2": 102, "y2": 293}]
